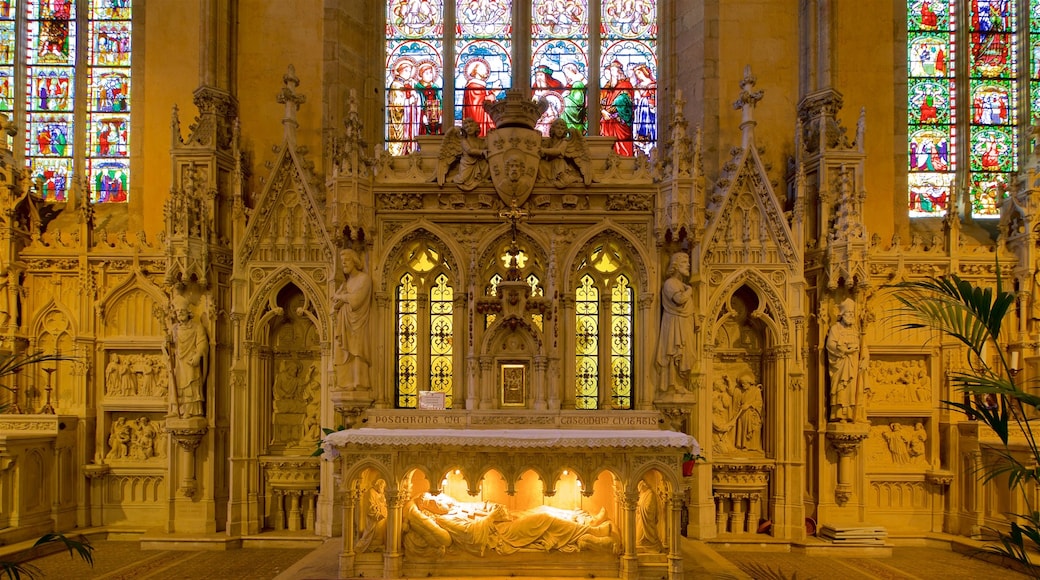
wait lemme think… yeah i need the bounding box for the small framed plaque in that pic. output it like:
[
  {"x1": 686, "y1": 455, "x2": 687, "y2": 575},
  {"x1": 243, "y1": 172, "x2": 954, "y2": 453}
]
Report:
[
  {"x1": 501, "y1": 363, "x2": 526, "y2": 407},
  {"x1": 418, "y1": 390, "x2": 446, "y2": 410}
]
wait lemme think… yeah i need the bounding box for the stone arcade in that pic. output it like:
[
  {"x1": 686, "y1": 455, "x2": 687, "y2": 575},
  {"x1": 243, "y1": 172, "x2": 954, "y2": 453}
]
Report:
[{"x1": 0, "y1": 2, "x2": 1033, "y2": 580}]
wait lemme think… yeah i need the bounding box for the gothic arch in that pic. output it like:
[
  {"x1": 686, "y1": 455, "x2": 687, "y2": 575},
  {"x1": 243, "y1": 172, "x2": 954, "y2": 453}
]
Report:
[
  {"x1": 479, "y1": 315, "x2": 544, "y2": 357},
  {"x1": 380, "y1": 223, "x2": 465, "y2": 293},
  {"x1": 97, "y1": 270, "x2": 167, "y2": 326},
  {"x1": 27, "y1": 299, "x2": 79, "y2": 342},
  {"x1": 563, "y1": 224, "x2": 651, "y2": 292},
  {"x1": 705, "y1": 269, "x2": 791, "y2": 348},
  {"x1": 475, "y1": 224, "x2": 551, "y2": 273},
  {"x1": 245, "y1": 267, "x2": 330, "y2": 344}
]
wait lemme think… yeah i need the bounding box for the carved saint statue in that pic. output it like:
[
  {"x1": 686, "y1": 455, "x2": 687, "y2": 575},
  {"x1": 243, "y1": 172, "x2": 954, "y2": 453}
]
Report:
[
  {"x1": 636, "y1": 480, "x2": 663, "y2": 551},
  {"x1": 356, "y1": 479, "x2": 388, "y2": 552},
  {"x1": 170, "y1": 297, "x2": 209, "y2": 418},
  {"x1": 332, "y1": 249, "x2": 373, "y2": 390},
  {"x1": 826, "y1": 298, "x2": 864, "y2": 423},
  {"x1": 655, "y1": 252, "x2": 695, "y2": 392}
]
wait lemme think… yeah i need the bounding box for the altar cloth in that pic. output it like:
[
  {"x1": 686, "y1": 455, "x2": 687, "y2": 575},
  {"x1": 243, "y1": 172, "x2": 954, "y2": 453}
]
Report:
[{"x1": 322, "y1": 427, "x2": 699, "y2": 459}]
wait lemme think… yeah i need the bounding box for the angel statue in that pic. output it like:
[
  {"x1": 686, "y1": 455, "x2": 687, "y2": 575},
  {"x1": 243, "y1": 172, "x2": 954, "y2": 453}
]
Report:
[
  {"x1": 539, "y1": 118, "x2": 591, "y2": 188},
  {"x1": 436, "y1": 117, "x2": 488, "y2": 191}
]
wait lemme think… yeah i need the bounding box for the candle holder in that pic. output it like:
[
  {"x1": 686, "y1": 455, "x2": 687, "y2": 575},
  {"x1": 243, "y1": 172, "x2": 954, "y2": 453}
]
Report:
[{"x1": 39, "y1": 367, "x2": 55, "y2": 415}]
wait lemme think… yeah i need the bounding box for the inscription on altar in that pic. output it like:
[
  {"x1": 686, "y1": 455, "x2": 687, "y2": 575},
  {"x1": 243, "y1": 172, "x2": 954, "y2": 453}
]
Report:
[{"x1": 367, "y1": 414, "x2": 465, "y2": 427}]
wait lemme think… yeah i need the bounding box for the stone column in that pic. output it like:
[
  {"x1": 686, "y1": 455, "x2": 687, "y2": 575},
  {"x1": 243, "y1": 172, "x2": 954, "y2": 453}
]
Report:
[
  {"x1": 340, "y1": 489, "x2": 359, "y2": 578},
  {"x1": 825, "y1": 424, "x2": 869, "y2": 507},
  {"x1": 478, "y1": 356, "x2": 494, "y2": 409},
  {"x1": 287, "y1": 490, "x2": 302, "y2": 531},
  {"x1": 383, "y1": 489, "x2": 406, "y2": 579},
  {"x1": 621, "y1": 490, "x2": 639, "y2": 580},
  {"x1": 532, "y1": 355, "x2": 548, "y2": 410},
  {"x1": 668, "y1": 495, "x2": 684, "y2": 580},
  {"x1": 715, "y1": 494, "x2": 728, "y2": 534}
]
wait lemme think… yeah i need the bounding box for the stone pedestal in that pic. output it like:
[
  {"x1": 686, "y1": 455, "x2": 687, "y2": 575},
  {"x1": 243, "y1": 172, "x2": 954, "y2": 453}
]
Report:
[{"x1": 165, "y1": 416, "x2": 212, "y2": 533}]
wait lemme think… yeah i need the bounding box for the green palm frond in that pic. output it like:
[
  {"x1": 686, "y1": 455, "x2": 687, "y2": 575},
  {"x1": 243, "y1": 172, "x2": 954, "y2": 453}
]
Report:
[
  {"x1": 891, "y1": 275, "x2": 1015, "y2": 360},
  {"x1": 0, "y1": 352, "x2": 76, "y2": 392}
]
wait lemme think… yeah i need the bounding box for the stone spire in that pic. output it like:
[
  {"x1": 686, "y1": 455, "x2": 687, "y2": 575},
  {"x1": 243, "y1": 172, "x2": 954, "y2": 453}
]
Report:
[
  {"x1": 733, "y1": 65, "x2": 763, "y2": 149},
  {"x1": 277, "y1": 65, "x2": 306, "y2": 147}
]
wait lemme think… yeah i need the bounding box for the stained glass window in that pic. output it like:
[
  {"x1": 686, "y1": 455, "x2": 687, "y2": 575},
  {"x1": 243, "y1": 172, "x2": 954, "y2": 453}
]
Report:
[
  {"x1": 573, "y1": 239, "x2": 636, "y2": 410},
  {"x1": 430, "y1": 273, "x2": 454, "y2": 407},
  {"x1": 384, "y1": 1, "x2": 656, "y2": 155},
  {"x1": 968, "y1": 0, "x2": 1016, "y2": 216},
  {"x1": 10, "y1": 1, "x2": 133, "y2": 203},
  {"x1": 87, "y1": 0, "x2": 131, "y2": 203},
  {"x1": 396, "y1": 272, "x2": 419, "y2": 408},
  {"x1": 601, "y1": 0, "x2": 657, "y2": 156},
  {"x1": 394, "y1": 240, "x2": 456, "y2": 409},
  {"x1": 532, "y1": 0, "x2": 589, "y2": 136},
  {"x1": 907, "y1": 1, "x2": 1027, "y2": 217},
  {"x1": 26, "y1": 0, "x2": 75, "y2": 202},
  {"x1": 455, "y1": 0, "x2": 512, "y2": 136},
  {"x1": 386, "y1": 0, "x2": 443, "y2": 155},
  {"x1": 907, "y1": 0, "x2": 955, "y2": 217},
  {"x1": 610, "y1": 274, "x2": 633, "y2": 409},
  {"x1": 575, "y1": 274, "x2": 599, "y2": 410}
]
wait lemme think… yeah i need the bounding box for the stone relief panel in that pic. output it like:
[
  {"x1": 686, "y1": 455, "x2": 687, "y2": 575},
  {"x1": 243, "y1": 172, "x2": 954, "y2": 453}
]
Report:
[
  {"x1": 268, "y1": 285, "x2": 321, "y2": 452},
  {"x1": 104, "y1": 415, "x2": 167, "y2": 463},
  {"x1": 104, "y1": 353, "x2": 169, "y2": 399},
  {"x1": 864, "y1": 357, "x2": 931, "y2": 410},
  {"x1": 711, "y1": 369, "x2": 764, "y2": 456},
  {"x1": 864, "y1": 419, "x2": 928, "y2": 468}
]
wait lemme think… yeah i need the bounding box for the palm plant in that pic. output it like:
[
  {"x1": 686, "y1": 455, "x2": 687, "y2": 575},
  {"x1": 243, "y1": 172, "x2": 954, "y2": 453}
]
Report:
[
  {"x1": 893, "y1": 272, "x2": 1040, "y2": 576},
  {"x1": 0, "y1": 351, "x2": 94, "y2": 579}
]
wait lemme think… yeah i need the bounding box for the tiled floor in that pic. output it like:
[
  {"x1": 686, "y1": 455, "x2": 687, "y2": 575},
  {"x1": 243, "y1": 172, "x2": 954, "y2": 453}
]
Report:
[{"x1": 18, "y1": 537, "x2": 1036, "y2": 579}]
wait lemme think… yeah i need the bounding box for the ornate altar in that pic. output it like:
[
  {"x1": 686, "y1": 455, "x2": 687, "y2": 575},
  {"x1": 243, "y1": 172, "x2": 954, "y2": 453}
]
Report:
[{"x1": 325, "y1": 421, "x2": 696, "y2": 580}]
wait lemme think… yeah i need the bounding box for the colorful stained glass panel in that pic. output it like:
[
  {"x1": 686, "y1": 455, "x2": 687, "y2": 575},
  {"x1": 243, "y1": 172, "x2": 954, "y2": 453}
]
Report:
[
  {"x1": 386, "y1": 40, "x2": 443, "y2": 155},
  {"x1": 90, "y1": 159, "x2": 127, "y2": 202},
  {"x1": 455, "y1": 39, "x2": 511, "y2": 135},
  {"x1": 532, "y1": 0, "x2": 587, "y2": 38},
  {"x1": 532, "y1": 39, "x2": 588, "y2": 135},
  {"x1": 387, "y1": 0, "x2": 443, "y2": 37},
  {"x1": 575, "y1": 274, "x2": 598, "y2": 410},
  {"x1": 908, "y1": 0, "x2": 949, "y2": 31},
  {"x1": 601, "y1": 0, "x2": 656, "y2": 38},
  {"x1": 600, "y1": 38, "x2": 656, "y2": 156}
]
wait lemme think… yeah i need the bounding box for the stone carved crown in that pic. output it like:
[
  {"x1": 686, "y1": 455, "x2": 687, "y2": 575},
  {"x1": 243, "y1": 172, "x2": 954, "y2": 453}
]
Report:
[{"x1": 485, "y1": 90, "x2": 548, "y2": 130}]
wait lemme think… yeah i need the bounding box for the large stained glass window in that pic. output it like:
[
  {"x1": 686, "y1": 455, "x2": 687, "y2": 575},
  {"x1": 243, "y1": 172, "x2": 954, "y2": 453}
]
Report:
[
  {"x1": 532, "y1": 0, "x2": 589, "y2": 136},
  {"x1": 907, "y1": 1, "x2": 1027, "y2": 218},
  {"x1": 601, "y1": 0, "x2": 657, "y2": 156},
  {"x1": 87, "y1": 0, "x2": 131, "y2": 203},
  {"x1": 393, "y1": 240, "x2": 456, "y2": 409},
  {"x1": 455, "y1": 0, "x2": 512, "y2": 137},
  {"x1": 908, "y1": 0, "x2": 954, "y2": 216},
  {"x1": 26, "y1": 0, "x2": 75, "y2": 202},
  {"x1": 384, "y1": 1, "x2": 656, "y2": 155},
  {"x1": 386, "y1": 0, "x2": 443, "y2": 156},
  {"x1": 7, "y1": 1, "x2": 134, "y2": 203}
]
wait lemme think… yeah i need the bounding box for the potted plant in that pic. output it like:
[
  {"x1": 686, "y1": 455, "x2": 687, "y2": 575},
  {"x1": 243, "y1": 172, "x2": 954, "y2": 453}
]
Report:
[{"x1": 893, "y1": 272, "x2": 1039, "y2": 576}]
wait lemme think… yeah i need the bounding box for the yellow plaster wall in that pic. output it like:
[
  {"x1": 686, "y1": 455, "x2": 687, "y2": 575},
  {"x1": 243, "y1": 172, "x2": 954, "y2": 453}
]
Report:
[
  {"x1": 139, "y1": 0, "x2": 201, "y2": 234},
  {"x1": 716, "y1": 1, "x2": 799, "y2": 193},
  {"x1": 237, "y1": 0, "x2": 325, "y2": 196},
  {"x1": 833, "y1": 0, "x2": 901, "y2": 242}
]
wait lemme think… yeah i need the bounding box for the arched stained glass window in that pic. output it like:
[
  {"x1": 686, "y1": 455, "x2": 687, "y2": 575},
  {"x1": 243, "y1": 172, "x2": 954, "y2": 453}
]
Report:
[
  {"x1": 386, "y1": 0, "x2": 444, "y2": 156},
  {"x1": 393, "y1": 240, "x2": 456, "y2": 409},
  {"x1": 456, "y1": 0, "x2": 512, "y2": 136},
  {"x1": 532, "y1": 0, "x2": 589, "y2": 136},
  {"x1": 573, "y1": 239, "x2": 636, "y2": 410},
  {"x1": 907, "y1": 0, "x2": 1026, "y2": 218},
  {"x1": 396, "y1": 272, "x2": 419, "y2": 407},
  {"x1": 430, "y1": 272, "x2": 454, "y2": 407},
  {"x1": 601, "y1": 0, "x2": 657, "y2": 156},
  {"x1": 610, "y1": 274, "x2": 633, "y2": 409},
  {"x1": 384, "y1": 1, "x2": 656, "y2": 155},
  {"x1": 26, "y1": 0, "x2": 76, "y2": 202}
]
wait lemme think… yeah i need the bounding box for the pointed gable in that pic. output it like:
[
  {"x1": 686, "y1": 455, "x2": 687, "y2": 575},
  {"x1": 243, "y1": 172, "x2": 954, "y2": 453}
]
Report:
[
  {"x1": 239, "y1": 66, "x2": 334, "y2": 265},
  {"x1": 700, "y1": 67, "x2": 799, "y2": 269}
]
